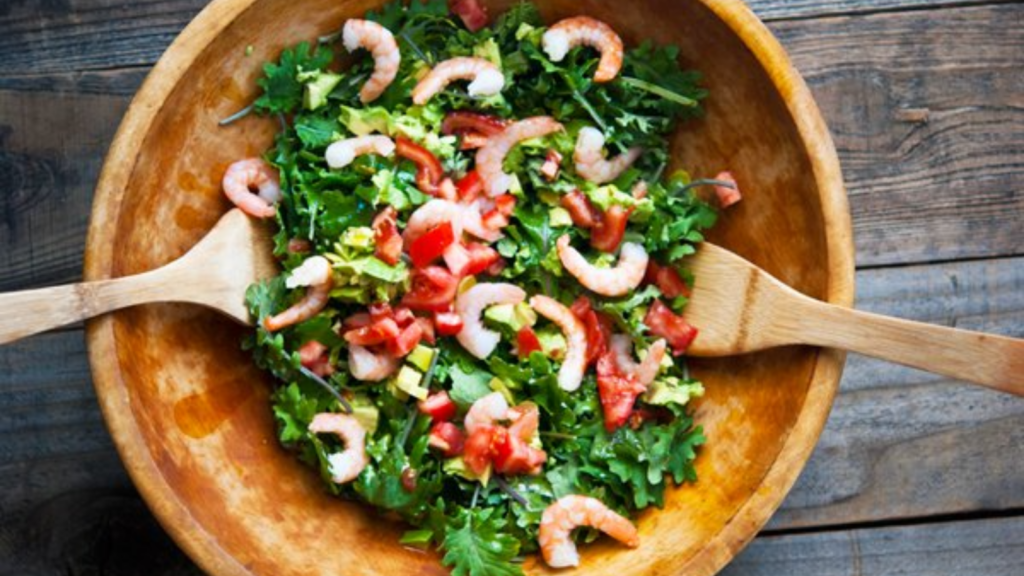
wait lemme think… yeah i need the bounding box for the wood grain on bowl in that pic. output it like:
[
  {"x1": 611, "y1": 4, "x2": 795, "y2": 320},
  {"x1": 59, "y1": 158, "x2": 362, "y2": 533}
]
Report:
[{"x1": 82, "y1": 1, "x2": 852, "y2": 575}]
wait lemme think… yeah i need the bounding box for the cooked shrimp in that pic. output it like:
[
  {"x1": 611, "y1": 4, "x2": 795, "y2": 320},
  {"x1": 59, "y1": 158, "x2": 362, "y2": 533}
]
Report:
[
  {"x1": 539, "y1": 495, "x2": 640, "y2": 568},
  {"x1": 464, "y1": 391, "x2": 509, "y2": 434},
  {"x1": 574, "y1": 127, "x2": 642, "y2": 184},
  {"x1": 456, "y1": 283, "x2": 527, "y2": 359},
  {"x1": 308, "y1": 413, "x2": 369, "y2": 484},
  {"x1": 348, "y1": 344, "x2": 400, "y2": 382},
  {"x1": 542, "y1": 16, "x2": 624, "y2": 83},
  {"x1": 476, "y1": 116, "x2": 563, "y2": 197},
  {"x1": 222, "y1": 158, "x2": 280, "y2": 218},
  {"x1": 264, "y1": 256, "x2": 334, "y2": 332},
  {"x1": 411, "y1": 57, "x2": 505, "y2": 105},
  {"x1": 343, "y1": 19, "x2": 400, "y2": 103},
  {"x1": 529, "y1": 295, "x2": 587, "y2": 392},
  {"x1": 610, "y1": 335, "x2": 666, "y2": 386},
  {"x1": 325, "y1": 135, "x2": 396, "y2": 169},
  {"x1": 556, "y1": 235, "x2": 648, "y2": 297}
]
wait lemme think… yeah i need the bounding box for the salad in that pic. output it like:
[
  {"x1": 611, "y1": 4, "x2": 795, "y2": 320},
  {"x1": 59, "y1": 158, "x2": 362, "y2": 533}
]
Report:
[{"x1": 227, "y1": 1, "x2": 741, "y2": 573}]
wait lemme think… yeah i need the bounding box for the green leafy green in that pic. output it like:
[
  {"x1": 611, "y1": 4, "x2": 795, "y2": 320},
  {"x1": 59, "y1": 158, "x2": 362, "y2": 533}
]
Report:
[{"x1": 442, "y1": 507, "x2": 524, "y2": 576}]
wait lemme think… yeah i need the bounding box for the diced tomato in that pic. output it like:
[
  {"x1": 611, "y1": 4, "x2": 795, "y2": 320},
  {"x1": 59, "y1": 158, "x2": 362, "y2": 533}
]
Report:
[
  {"x1": 570, "y1": 296, "x2": 613, "y2": 366},
  {"x1": 443, "y1": 243, "x2": 470, "y2": 276},
  {"x1": 481, "y1": 209, "x2": 510, "y2": 230},
  {"x1": 462, "y1": 243, "x2": 501, "y2": 276},
  {"x1": 516, "y1": 327, "x2": 543, "y2": 360},
  {"x1": 561, "y1": 190, "x2": 598, "y2": 228},
  {"x1": 590, "y1": 204, "x2": 632, "y2": 253},
  {"x1": 342, "y1": 312, "x2": 372, "y2": 330},
  {"x1": 441, "y1": 111, "x2": 508, "y2": 137},
  {"x1": 540, "y1": 149, "x2": 562, "y2": 181},
  {"x1": 434, "y1": 311, "x2": 464, "y2": 336},
  {"x1": 463, "y1": 425, "x2": 501, "y2": 474},
  {"x1": 298, "y1": 340, "x2": 335, "y2": 377},
  {"x1": 402, "y1": 266, "x2": 460, "y2": 311},
  {"x1": 287, "y1": 238, "x2": 312, "y2": 254},
  {"x1": 344, "y1": 318, "x2": 401, "y2": 346},
  {"x1": 493, "y1": 194, "x2": 516, "y2": 216},
  {"x1": 372, "y1": 206, "x2": 403, "y2": 266},
  {"x1": 645, "y1": 261, "x2": 692, "y2": 299},
  {"x1": 392, "y1": 306, "x2": 415, "y2": 326},
  {"x1": 596, "y1": 351, "x2": 647, "y2": 432},
  {"x1": 492, "y1": 432, "x2": 546, "y2": 476},
  {"x1": 368, "y1": 302, "x2": 393, "y2": 322},
  {"x1": 713, "y1": 171, "x2": 742, "y2": 208},
  {"x1": 416, "y1": 316, "x2": 436, "y2": 345},
  {"x1": 396, "y1": 137, "x2": 444, "y2": 195},
  {"x1": 386, "y1": 320, "x2": 424, "y2": 357},
  {"x1": 428, "y1": 421, "x2": 466, "y2": 458},
  {"x1": 449, "y1": 0, "x2": 489, "y2": 31},
  {"x1": 455, "y1": 169, "x2": 485, "y2": 202},
  {"x1": 643, "y1": 299, "x2": 699, "y2": 355},
  {"x1": 507, "y1": 402, "x2": 539, "y2": 440},
  {"x1": 409, "y1": 222, "x2": 455, "y2": 268},
  {"x1": 419, "y1": 391, "x2": 457, "y2": 422}
]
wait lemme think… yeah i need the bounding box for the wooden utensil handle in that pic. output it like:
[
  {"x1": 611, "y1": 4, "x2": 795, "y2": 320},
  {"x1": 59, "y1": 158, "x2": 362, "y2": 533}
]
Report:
[
  {"x1": 791, "y1": 299, "x2": 1024, "y2": 396},
  {"x1": 0, "y1": 273, "x2": 167, "y2": 345}
]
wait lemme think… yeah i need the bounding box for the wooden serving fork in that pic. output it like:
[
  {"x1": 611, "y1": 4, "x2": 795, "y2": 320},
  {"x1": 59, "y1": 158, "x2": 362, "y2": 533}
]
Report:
[
  {"x1": 684, "y1": 243, "x2": 1024, "y2": 396},
  {"x1": 0, "y1": 209, "x2": 277, "y2": 345}
]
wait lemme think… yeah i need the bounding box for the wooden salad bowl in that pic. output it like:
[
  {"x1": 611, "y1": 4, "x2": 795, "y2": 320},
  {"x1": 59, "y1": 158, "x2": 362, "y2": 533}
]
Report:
[{"x1": 84, "y1": 0, "x2": 853, "y2": 574}]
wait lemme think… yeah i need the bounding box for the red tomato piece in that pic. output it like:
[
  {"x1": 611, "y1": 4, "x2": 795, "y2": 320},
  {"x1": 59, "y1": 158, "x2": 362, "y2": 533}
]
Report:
[
  {"x1": 441, "y1": 111, "x2": 508, "y2": 136},
  {"x1": 415, "y1": 316, "x2": 437, "y2": 345},
  {"x1": 449, "y1": 0, "x2": 489, "y2": 31},
  {"x1": 462, "y1": 243, "x2": 501, "y2": 276},
  {"x1": 443, "y1": 242, "x2": 471, "y2": 277},
  {"x1": 344, "y1": 318, "x2": 401, "y2": 346},
  {"x1": 570, "y1": 296, "x2": 613, "y2": 366},
  {"x1": 386, "y1": 320, "x2": 424, "y2": 357},
  {"x1": 434, "y1": 311, "x2": 464, "y2": 336},
  {"x1": 481, "y1": 209, "x2": 509, "y2": 230},
  {"x1": 561, "y1": 190, "x2": 598, "y2": 228},
  {"x1": 645, "y1": 261, "x2": 692, "y2": 299},
  {"x1": 540, "y1": 149, "x2": 562, "y2": 181},
  {"x1": 463, "y1": 425, "x2": 502, "y2": 475},
  {"x1": 396, "y1": 137, "x2": 444, "y2": 195},
  {"x1": 342, "y1": 312, "x2": 372, "y2": 330},
  {"x1": 392, "y1": 306, "x2": 415, "y2": 326},
  {"x1": 596, "y1": 351, "x2": 647, "y2": 432},
  {"x1": 428, "y1": 421, "x2": 466, "y2": 458},
  {"x1": 492, "y1": 430, "x2": 546, "y2": 476},
  {"x1": 590, "y1": 204, "x2": 632, "y2": 253},
  {"x1": 516, "y1": 327, "x2": 543, "y2": 360},
  {"x1": 401, "y1": 266, "x2": 460, "y2": 312},
  {"x1": 372, "y1": 206, "x2": 403, "y2": 266},
  {"x1": 368, "y1": 302, "x2": 392, "y2": 322},
  {"x1": 493, "y1": 194, "x2": 516, "y2": 216},
  {"x1": 419, "y1": 391, "x2": 457, "y2": 422},
  {"x1": 409, "y1": 222, "x2": 456, "y2": 268},
  {"x1": 713, "y1": 171, "x2": 742, "y2": 208},
  {"x1": 485, "y1": 258, "x2": 506, "y2": 276},
  {"x1": 455, "y1": 169, "x2": 485, "y2": 202},
  {"x1": 643, "y1": 299, "x2": 699, "y2": 355}
]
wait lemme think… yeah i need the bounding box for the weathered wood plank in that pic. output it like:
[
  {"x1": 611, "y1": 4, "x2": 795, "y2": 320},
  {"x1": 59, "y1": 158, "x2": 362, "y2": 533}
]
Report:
[
  {"x1": 0, "y1": 0, "x2": 1007, "y2": 74},
  {"x1": 774, "y1": 4, "x2": 1024, "y2": 266},
  {"x1": 724, "y1": 516, "x2": 1024, "y2": 576},
  {"x1": 0, "y1": 75, "x2": 136, "y2": 291}
]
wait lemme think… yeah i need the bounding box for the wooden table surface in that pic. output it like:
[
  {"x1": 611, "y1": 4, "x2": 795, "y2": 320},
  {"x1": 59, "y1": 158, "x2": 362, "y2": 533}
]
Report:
[{"x1": 1, "y1": 0, "x2": 1022, "y2": 574}]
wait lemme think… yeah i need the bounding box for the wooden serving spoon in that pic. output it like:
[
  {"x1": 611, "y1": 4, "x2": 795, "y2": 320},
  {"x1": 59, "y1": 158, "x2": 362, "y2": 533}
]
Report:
[
  {"x1": 0, "y1": 209, "x2": 277, "y2": 346},
  {"x1": 684, "y1": 243, "x2": 1024, "y2": 396},
  {"x1": 0, "y1": 210, "x2": 1020, "y2": 396}
]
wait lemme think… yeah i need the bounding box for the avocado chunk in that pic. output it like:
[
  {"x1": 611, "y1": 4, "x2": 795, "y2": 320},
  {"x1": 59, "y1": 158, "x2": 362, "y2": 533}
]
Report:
[
  {"x1": 406, "y1": 345, "x2": 436, "y2": 373},
  {"x1": 394, "y1": 365, "x2": 428, "y2": 400},
  {"x1": 303, "y1": 72, "x2": 343, "y2": 111}
]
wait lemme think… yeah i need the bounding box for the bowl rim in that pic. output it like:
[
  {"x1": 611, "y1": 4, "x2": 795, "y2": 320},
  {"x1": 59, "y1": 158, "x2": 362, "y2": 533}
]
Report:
[{"x1": 83, "y1": 0, "x2": 854, "y2": 574}]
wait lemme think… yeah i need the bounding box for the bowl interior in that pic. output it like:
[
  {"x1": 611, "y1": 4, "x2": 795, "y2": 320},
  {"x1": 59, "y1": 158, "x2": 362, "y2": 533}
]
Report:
[{"x1": 86, "y1": 1, "x2": 851, "y2": 575}]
